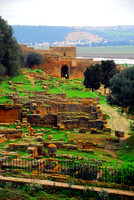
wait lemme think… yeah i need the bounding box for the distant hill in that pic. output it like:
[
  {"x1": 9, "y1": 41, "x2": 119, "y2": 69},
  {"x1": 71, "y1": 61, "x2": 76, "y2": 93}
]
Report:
[
  {"x1": 65, "y1": 31, "x2": 102, "y2": 42},
  {"x1": 12, "y1": 25, "x2": 134, "y2": 47}
]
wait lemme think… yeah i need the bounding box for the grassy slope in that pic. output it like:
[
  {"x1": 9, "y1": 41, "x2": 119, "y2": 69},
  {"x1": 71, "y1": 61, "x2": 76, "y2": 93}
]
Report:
[
  {"x1": 0, "y1": 187, "x2": 80, "y2": 200},
  {"x1": 118, "y1": 134, "x2": 134, "y2": 162},
  {"x1": 0, "y1": 69, "x2": 133, "y2": 164}
]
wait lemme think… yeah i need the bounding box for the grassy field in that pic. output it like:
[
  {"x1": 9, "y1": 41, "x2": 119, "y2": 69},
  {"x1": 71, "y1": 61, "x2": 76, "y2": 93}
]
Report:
[{"x1": 77, "y1": 46, "x2": 134, "y2": 56}]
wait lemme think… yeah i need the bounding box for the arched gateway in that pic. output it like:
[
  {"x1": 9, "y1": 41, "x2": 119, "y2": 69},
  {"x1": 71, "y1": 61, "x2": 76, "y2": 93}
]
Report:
[{"x1": 61, "y1": 65, "x2": 69, "y2": 79}]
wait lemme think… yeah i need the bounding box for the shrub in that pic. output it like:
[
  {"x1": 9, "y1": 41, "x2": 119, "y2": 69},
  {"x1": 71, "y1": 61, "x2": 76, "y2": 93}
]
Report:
[
  {"x1": 115, "y1": 162, "x2": 134, "y2": 185},
  {"x1": 23, "y1": 182, "x2": 43, "y2": 195},
  {"x1": 26, "y1": 52, "x2": 43, "y2": 68}
]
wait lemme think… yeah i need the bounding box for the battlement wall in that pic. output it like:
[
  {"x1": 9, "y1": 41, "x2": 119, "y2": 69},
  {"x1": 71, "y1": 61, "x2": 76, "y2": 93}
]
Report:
[{"x1": 50, "y1": 46, "x2": 76, "y2": 58}]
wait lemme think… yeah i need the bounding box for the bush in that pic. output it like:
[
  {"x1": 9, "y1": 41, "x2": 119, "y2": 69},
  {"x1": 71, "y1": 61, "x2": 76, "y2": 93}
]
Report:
[
  {"x1": 26, "y1": 52, "x2": 43, "y2": 68},
  {"x1": 115, "y1": 162, "x2": 134, "y2": 185},
  {"x1": 23, "y1": 182, "x2": 43, "y2": 195}
]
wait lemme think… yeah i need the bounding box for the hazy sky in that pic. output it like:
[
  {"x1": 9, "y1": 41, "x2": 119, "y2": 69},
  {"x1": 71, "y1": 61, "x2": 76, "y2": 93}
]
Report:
[{"x1": 0, "y1": 0, "x2": 134, "y2": 26}]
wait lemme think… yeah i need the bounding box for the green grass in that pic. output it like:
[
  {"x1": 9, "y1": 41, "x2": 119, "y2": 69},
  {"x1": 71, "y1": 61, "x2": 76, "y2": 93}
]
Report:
[
  {"x1": 43, "y1": 131, "x2": 68, "y2": 143},
  {"x1": 117, "y1": 134, "x2": 134, "y2": 162},
  {"x1": 10, "y1": 75, "x2": 29, "y2": 83},
  {"x1": 66, "y1": 90, "x2": 97, "y2": 98},
  {"x1": 0, "y1": 95, "x2": 12, "y2": 104},
  {"x1": 0, "y1": 69, "x2": 107, "y2": 105},
  {"x1": 0, "y1": 80, "x2": 14, "y2": 94},
  {"x1": 55, "y1": 148, "x2": 118, "y2": 166},
  {"x1": 47, "y1": 88, "x2": 62, "y2": 94}
]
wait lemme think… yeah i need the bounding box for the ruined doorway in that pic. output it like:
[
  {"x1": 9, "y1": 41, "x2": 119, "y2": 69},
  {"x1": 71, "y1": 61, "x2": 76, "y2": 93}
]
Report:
[{"x1": 61, "y1": 65, "x2": 69, "y2": 79}]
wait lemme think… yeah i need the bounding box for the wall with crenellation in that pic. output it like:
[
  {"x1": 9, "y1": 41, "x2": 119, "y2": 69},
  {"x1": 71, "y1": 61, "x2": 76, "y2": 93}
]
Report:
[{"x1": 21, "y1": 45, "x2": 102, "y2": 79}]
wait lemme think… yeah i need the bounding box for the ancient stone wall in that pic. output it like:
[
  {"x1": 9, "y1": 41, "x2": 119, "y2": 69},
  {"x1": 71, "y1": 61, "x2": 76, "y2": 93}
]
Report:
[
  {"x1": 50, "y1": 46, "x2": 76, "y2": 58},
  {"x1": 0, "y1": 129, "x2": 23, "y2": 139},
  {"x1": 27, "y1": 95, "x2": 107, "y2": 131},
  {"x1": 75, "y1": 59, "x2": 101, "y2": 79},
  {"x1": 0, "y1": 104, "x2": 22, "y2": 123},
  {"x1": 27, "y1": 113, "x2": 57, "y2": 127},
  {"x1": 20, "y1": 45, "x2": 102, "y2": 79}
]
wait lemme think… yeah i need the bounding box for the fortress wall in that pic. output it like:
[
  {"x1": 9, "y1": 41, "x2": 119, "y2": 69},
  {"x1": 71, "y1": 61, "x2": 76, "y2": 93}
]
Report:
[
  {"x1": 21, "y1": 45, "x2": 52, "y2": 55},
  {"x1": 50, "y1": 46, "x2": 76, "y2": 58},
  {"x1": 32, "y1": 55, "x2": 61, "y2": 77},
  {"x1": 21, "y1": 45, "x2": 115, "y2": 79},
  {"x1": 72, "y1": 59, "x2": 101, "y2": 79},
  {"x1": 70, "y1": 58, "x2": 94, "y2": 79}
]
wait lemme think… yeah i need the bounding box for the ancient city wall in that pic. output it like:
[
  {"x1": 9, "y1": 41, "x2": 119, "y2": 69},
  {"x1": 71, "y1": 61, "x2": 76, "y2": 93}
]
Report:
[
  {"x1": 50, "y1": 46, "x2": 76, "y2": 58},
  {"x1": 20, "y1": 45, "x2": 102, "y2": 79}
]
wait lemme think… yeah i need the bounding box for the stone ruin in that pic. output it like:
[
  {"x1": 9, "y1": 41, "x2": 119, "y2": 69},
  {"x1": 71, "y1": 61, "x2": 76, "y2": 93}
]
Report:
[
  {"x1": 0, "y1": 90, "x2": 113, "y2": 163},
  {"x1": 1, "y1": 87, "x2": 127, "y2": 177},
  {"x1": 0, "y1": 91, "x2": 111, "y2": 133},
  {"x1": 21, "y1": 45, "x2": 123, "y2": 80},
  {"x1": 26, "y1": 93, "x2": 110, "y2": 133},
  {"x1": 21, "y1": 45, "x2": 102, "y2": 79}
]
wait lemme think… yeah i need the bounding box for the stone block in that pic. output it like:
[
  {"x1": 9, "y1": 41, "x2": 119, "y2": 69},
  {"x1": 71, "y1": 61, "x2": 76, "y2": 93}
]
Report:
[
  {"x1": 0, "y1": 129, "x2": 23, "y2": 139},
  {"x1": 63, "y1": 144, "x2": 77, "y2": 150},
  {"x1": 83, "y1": 99, "x2": 89, "y2": 105},
  {"x1": 27, "y1": 146, "x2": 38, "y2": 157},
  {"x1": 68, "y1": 139, "x2": 74, "y2": 144},
  {"x1": 82, "y1": 149, "x2": 94, "y2": 154},
  {"x1": 36, "y1": 136, "x2": 43, "y2": 142},
  {"x1": 59, "y1": 138, "x2": 65, "y2": 141},
  {"x1": 102, "y1": 113, "x2": 107, "y2": 120},
  {"x1": 90, "y1": 128, "x2": 97, "y2": 134},
  {"x1": 105, "y1": 127, "x2": 111, "y2": 134},
  {"x1": 47, "y1": 135, "x2": 53, "y2": 140},
  {"x1": 115, "y1": 130, "x2": 125, "y2": 137},
  {"x1": 48, "y1": 144, "x2": 57, "y2": 156},
  {"x1": 68, "y1": 154, "x2": 73, "y2": 159},
  {"x1": 0, "y1": 134, "x2": 5, "y2": 143}
]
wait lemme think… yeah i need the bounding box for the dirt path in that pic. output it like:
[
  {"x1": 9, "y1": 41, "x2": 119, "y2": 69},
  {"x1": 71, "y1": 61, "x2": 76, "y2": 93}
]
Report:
[
  {"x1": 103, "y1": 148, "x2": 117, "y2": 158},
  {"x1": 25, "y1": 74, "x2": 35, "y2": 86},
  {"x1": 100, "y1": 104, "x2": 130, "y2": 133},
  {"x1": 0, "y1": 176, "x2": 134, "y2": 198}
]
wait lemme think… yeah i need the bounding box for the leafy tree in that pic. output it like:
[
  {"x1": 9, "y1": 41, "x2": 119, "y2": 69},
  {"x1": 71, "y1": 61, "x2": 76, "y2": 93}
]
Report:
[
  {"x1": 0, "y1": 64, "x2": 6, "y2": 82},
  {"x1": 101, "y1": 60, "x2": 117, "y2": 92},
  {"x1": 84, "y1": 64, "x2": 102, "y2": 91},
  {"x1": 107, "y1": 66, "x2": 134, "y2": 114},
  {"x1": 26, "y1": 52, "x2": 43, "y2": 68},
  {"x1": 0, "y1": 16, "x2": 24, "y2": 77}
]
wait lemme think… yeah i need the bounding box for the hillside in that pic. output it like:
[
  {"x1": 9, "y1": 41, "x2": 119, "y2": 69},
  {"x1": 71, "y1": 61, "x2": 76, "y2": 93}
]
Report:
[
  {"x1": 12, "y1": 25, "x2": 134, "y2": 47},
  {"x1": 65, "y1": 31, "x2": 102, "y2": 42},
  {"x1": 0, "y1": 68, "x2": 131, "y2": 133},
  {"x1": 0, "y1": 69, "x2": 134, "y2": 194}
]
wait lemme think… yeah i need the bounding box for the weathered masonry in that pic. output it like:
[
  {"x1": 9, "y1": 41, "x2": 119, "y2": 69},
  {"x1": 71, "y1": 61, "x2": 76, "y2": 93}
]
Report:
[{"x1": 21, "y1": 45, "x2": 101, "y2": 79}]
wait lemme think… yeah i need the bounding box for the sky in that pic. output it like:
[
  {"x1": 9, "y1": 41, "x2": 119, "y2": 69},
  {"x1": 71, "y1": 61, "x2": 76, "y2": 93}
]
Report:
[{"x1": 0, "y1": 0, "x2": 134, "y2": 26}]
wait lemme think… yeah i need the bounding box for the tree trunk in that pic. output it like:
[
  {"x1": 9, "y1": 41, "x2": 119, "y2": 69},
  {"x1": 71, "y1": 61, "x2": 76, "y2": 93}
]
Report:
[{"x1": 104, "y1": 87, "x2": 106, "y2": 95}]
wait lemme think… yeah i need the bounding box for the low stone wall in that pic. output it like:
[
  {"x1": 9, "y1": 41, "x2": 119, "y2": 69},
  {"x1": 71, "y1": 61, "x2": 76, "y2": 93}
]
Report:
[
  {"x1": 0, "y1": 104, "x2": 22, "y2": 123},
  {"x1": 0, "y1": 129, "x2": 23, "y2": 139},
  {"x1": 9, "y1": 143, "x2": 28, "y2": 151},
  {"x1": 27, "y1": 114, "x2": 57, "y2": 127},
  {"x1": 27, "y1": 96, "x2": 107, "y2": 131}
]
